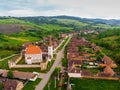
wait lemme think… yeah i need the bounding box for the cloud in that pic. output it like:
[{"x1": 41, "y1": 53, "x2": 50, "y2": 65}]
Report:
[
  {"x1": 8, "y1": 9, "x2": 38, "y2": 16},
  {"x1": 0, "y1": 0, "x2": 120, "y2": 19}
]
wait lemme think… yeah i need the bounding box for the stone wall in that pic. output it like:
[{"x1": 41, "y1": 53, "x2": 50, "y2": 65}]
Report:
[{"x1": 10, "y1": 64, "x2": 41, "y2": 68}]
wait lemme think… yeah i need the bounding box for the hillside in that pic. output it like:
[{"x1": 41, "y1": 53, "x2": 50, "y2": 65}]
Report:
[
  {"x1": 0, "y1": 17, "x2": 73, "y2": 55},
  {"x1": 0, "y1": 19, "x2": 40, "y2": 34},
  {"x1": 15, "y1": 15, "x2": 120, "y2": 30},
  {"x1": 1, "y1": 16, "x2": 120, "y2": 34},
  {"x1": 0, "y1": 24, "x2": 35, "y2": 34}
]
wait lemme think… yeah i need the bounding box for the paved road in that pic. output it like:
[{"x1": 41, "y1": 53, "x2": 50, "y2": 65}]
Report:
[
  {"x1": 35, "y1": 48, "x2": 64, "y2": 90},
  {"x1": 35, "y1": 35, "x2": 72, "y2": 90}
]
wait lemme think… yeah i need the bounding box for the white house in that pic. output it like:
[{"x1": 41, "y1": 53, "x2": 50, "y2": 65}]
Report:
[
  {"x1": 25, "y1": 45, "x2": 43, "y2": 64},
  {"x1": 68, "y1": 68, "x2": 82, "y2": 78}
]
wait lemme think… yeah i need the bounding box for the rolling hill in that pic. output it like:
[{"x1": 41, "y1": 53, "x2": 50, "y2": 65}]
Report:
[
  {"x1": 0, "y1": 15, "x2": 120, "y2": 48},
  {"x1": 14, "y1": 15, "x2": 120, "y2": 30},
  {"x1": 1, "y1": 15, "x2": 120, "y2": 34}
]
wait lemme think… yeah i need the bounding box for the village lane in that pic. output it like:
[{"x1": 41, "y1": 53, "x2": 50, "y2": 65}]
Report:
[{"x1": 35, "y1": 35, "x2": 72, "y2": 90}]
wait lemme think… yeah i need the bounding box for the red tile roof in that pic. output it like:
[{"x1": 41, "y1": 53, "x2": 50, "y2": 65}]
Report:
[
  {"x1": 68, "y1": 68, "x2": 81, "y2": 73},
  {"x1": 81, "y1": 70, "x2": 91, "y2": 76},
  {"x1": 25, "y1": 45, "x2": 42, "y2": 54},
  {"x1": 104, "y1": 66, "x2": 115, "y2": 76},
  {"x1": 102, "y1": 56, "x2": 114, "y2": 65},
  {"x1": 13, "y1": 71, "x2": 36, "y2": 80},
  {"x1": 97, "y1": 72, "x2": 111, "y2": 77}
]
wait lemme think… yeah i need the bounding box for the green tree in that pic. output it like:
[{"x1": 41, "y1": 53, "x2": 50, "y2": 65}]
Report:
[
  {"x1": 7, "y1": 70, "x2": 13, "y2": 79},
  {"x1": 62, "y1": 58, "x2": 67, "y2": 67},
  {"x1": 54, "y1": 67, "x2": 61, "y2": 75},
  {"x1": 0, "y1": 83, "x2": 2, "y2": 90}
]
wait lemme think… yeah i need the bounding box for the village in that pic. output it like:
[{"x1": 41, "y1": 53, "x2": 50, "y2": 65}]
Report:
[
  {"x1": 67, "y1": 34, "x2": 118, "y2": 79},
  {"x1": 0, "y1": 30, "x2": 120, "y2": 90},
  {"x1": 0, "y1": 33, "x2": 70, "y2": 90}
]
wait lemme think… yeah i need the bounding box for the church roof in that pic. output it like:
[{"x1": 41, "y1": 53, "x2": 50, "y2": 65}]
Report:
[{"x1": 25, "y1": 45, "x2": 42, "y2": 54}]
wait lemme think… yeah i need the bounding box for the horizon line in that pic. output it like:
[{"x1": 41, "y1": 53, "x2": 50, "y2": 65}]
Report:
[{"x1": 0, "y1": 15, "x2": 120, "y2": 20}]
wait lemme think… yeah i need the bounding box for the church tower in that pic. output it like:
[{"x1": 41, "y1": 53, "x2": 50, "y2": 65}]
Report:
[{"x1": 48, "y1": 36, "x2": 53, "y2": 61}]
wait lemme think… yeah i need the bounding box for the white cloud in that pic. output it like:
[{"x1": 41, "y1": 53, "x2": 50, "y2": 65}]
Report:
[
  {"x1": 7, "y1": 9, "x2": 38, "y2": 16},
  {"x1": 0, "y1": 0, "x2": 120, "y2": 19}
]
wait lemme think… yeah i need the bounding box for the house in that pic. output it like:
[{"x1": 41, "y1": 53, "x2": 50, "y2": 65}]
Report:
[
  {"x1": 91, "y1": 43, "x2": 96, "y2": 48},
  {"x1": 61, "y1": 34, "x2": 67, "y2": 38},
  {"x1": 0, "y1": 69, "x2": 8, "y2": 77},
  {"x1": 68, "y1": 68, "x2": 82, "y2": 78},
  {"x1": 4, "y1": 79, "x2": 23, "y2": 90},
  {"x1": 94, "y1": 46, "x2": 101, "y2": 52},
  {"x1": 0, "y1": 70, "x2": 38, "y2": 81},
  {"x1": 0, "y1": 77, "x2": 24, "y2": 90},
  {"x1": 68, "y1": 68, "x2": 91, "y2": 78},
  {"x1": 99, "y1": 56, "x2": 117, "y2": 68},
  {"x1": 25, "y1": 43, "x2": 53, "y2": 64},
  {"x1": 102, "y1": 56, "x2": 114, "y2": 65},
  {"x1": 13, "y1": 71, "x2": 38, "y2": 81},
  {"x1": 81, "y1": 70, "x2": 91, "y2": 76},
  {"x1": 104, "y1": 66, "x2": 115, "y2": 77},
  {"x1": 25, "y1": 45, "x2": 43, "y2": 64},
  {"x1": 97, "y1": 72, "x2": 111, "y2": 77},
  {"x1": 91, "y1": 43, "x2": 101, "y2": 52},
  {"x1": 68, "y1": 59, "x2": 82, "y2": 68}
]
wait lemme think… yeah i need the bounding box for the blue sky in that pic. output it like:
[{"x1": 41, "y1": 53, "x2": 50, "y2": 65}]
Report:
[{"x1": 0, "y1": 0, "x2": 120, "y2": 19}]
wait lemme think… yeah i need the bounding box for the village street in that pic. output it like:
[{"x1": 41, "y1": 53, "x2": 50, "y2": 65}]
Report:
[{"x1": 35, "y1": 35, "x2": 72, "y2": 90}]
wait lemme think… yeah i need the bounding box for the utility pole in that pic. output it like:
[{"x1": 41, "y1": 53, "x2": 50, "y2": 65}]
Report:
[
  {"x1": 48, "y1": 82, "x2": 50, "y2": 90},
  {"x1": 67, "y1": 77, "x2": 70, "y2": 90},
  {"x1": 54, "y1": 76, "x2": 56, "y2": 88},
  {"x1": 58, "y1": 71, "x2": 59, "y2": 81}
]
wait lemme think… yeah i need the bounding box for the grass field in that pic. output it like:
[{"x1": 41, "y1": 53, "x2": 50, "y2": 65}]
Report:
[
  {"x1": 70, "y1": 78, "x2": 120, "y2": 90},
  {"x1": 56, "y1": 19, "x2": 88, "y2": 27},
  {"x1": 0, "y1": 50, "x2": 17, "y2": 58},
  {"x1": 23, "y1": 78, "x2": 41, "y2": 90},
  {"x1": 0, "y1": 54, "x2": 17, "y2": 69},
  {"x1": 39, "y1": 24, "x2": 73, "y2": 31}
]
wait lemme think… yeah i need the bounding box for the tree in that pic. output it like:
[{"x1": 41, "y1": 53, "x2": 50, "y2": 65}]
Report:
[
  {"x1": 54, "y1": 67, "x2": 61, "y2": 75},
  {"x1": 114, "y1": 53, "x2": 120, "y2": 64},
  {"x1": 7, "y1": 70, "x2": 13, "y2": 79},
  {"x1": 62, "y1": 58, "x2": 67, "y2": 67},
  {"x1": 0, "y1": 83, "x2": 2, "y2": 90}
]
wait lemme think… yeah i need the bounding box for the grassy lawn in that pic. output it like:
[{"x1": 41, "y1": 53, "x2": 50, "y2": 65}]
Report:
[
  {"x1": 23, "y1": 78, "x2": 41, "y2": 90},
  {"x1": 17, "y1": 58, "x2": 26, "y2": 64},
  {"x1": 84, "y1": 68, "x2": 101, "y2": 74},
  {"x1": 11, "y1": 60, "x2": 55, "y2": 73},
  {"x1": 39, "y1": 24, "x2": 72, "y2": 31},
  {"x1": 70, "y1": 78, "x2": 120, "y2": 90},
  {"x1": 0, "y1": 50, "x2": 17, "y2": 58},
  {"x1": 11, "y1": 68, "x2": 41, "y2": 72},
  {"x1": 0, "y1": 55, "x2": 17, "y2": 69}
]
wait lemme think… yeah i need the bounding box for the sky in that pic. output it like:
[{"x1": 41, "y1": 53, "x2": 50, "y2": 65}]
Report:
[{"x1": 0, "y1": 0, "x2": 120, "y2": 19}]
